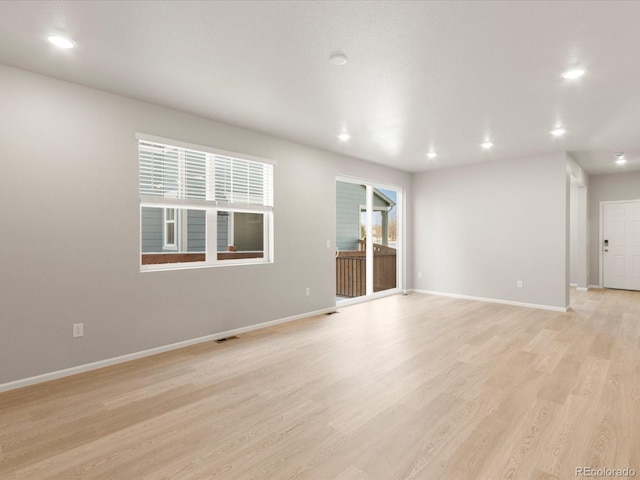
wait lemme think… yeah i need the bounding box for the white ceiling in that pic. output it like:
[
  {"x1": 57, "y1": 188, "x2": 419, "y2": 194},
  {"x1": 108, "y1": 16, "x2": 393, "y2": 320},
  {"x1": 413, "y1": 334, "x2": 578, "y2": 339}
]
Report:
[{"x1": 1, "y1": 0, "x2": 640, "y2": 174}]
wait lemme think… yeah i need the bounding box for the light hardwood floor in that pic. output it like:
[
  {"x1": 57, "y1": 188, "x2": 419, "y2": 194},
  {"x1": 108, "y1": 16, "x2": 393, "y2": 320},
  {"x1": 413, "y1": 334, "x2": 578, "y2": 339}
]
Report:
[{"x1": 1, "y1": 289, "x2": 639, "y2": 479}]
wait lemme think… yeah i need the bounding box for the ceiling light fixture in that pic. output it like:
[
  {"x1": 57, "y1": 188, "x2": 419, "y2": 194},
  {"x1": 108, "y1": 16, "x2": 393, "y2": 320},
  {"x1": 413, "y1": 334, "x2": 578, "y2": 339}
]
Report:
[
  {"x1": 562, "y1": 68, "x2": 586, "y2": 80},
  {"x1": 481, "y1": 141, "x2": 493, "y2": 150},
  {"x1": 338, "y1": 132, "x2": 351, "y2": 141},
  {"x1": 551, "y1": 127, "x2": 566, "y2": 137},
  {"x1": 615, "y1": 152, "x2": 627, "y2": 165},
  {"x1": 426, "y1": 151, "x2": 437, "y2": 159},
  {"x1": 47, "y1": 35, "x2": 75, "y2": 49},
  {"x1": 330, "y1": 53, "x2": 348, "y2": 66}
]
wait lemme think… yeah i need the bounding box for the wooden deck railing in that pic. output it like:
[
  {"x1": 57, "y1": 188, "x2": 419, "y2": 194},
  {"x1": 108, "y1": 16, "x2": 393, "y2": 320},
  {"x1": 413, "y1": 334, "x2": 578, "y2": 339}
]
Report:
[
  {"x1": 357, "y1": 239, "x2": 396, "y2": 253},
  {"x1": 336, "y1": 243, "x2": 397, "y2": 297},
  {"x1": 141, "y1": 251, "x2": 263, "y2": 265},
  {"x1": 336, "y1": 256, "x2": 366, "y2": 297}
]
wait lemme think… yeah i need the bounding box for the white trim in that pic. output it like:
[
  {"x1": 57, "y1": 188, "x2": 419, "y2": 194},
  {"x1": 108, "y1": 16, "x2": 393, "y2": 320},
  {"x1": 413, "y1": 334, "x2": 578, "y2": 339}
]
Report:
[
  {"x1": 569, "y1": 283, "x2": 578, "y2": 287},
  {"x1": 228, "y1": 211, "x2": 235, "y2": 246},
  {"x1": 163, "y1": 207, "x2": 178, "y2": 250},
  {"x1": 336, "y1": 288, "x2": 402, "y2": 307},
  {"x1": 399, "y1": 187, "x2": 406, "y2": 297},
  {"x1": 359, "y1": 204, "x2": 390, "y2": 213},
  {"x1": 599, "y1": 201, "x2": 604, "y2": 288},
  {"x1": 576, "y1": 287, "x2": 589, "y2": 291},
  {"x1": 141, "y1": 257, "x2": 271, "y2": 273},
  {"x1": 365, "y1": 186, "x2": 374, "y2": 296},
  {"x1": 140, "y1": 197, "x2": 273, "y2": 213},
  {"x1": 0, "y1": 306, "x2": 336, "y2": 393},
  {"x1": 597, "y1": 199, "x2": 640, "y2": 205},
  {"x1": 135, "y1": 132, "x2": 276, "y2": 166},
  {"x1": 588, "y1": 284, "x2": 603, "y2": 289},
  {"x1": 411, "y1": 289, "x2": 568, "y2": 312}
]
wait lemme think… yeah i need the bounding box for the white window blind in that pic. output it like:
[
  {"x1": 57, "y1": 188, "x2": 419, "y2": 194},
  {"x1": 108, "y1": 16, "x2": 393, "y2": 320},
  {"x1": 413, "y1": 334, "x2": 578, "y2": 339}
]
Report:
[
  {"x1": 214, "y1": 155, "x2": 274, "y2": 206},
  {"x1": 139, "y1": 139, "x2": 274, "y2": 208}
]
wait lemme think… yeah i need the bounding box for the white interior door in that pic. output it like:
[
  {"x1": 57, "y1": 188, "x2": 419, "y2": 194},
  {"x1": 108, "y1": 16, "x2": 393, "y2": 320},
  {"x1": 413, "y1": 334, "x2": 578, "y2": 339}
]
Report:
[{"x1": 603, "y1": 201, "x2": 640, "y2": 291}]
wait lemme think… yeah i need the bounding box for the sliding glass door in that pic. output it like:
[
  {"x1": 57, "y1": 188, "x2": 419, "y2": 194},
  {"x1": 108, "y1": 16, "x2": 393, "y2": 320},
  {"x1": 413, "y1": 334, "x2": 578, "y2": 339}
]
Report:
[
  {"x1": 336, "y1": 179, "x2": 401, "y2": 302},
  {"x1": 372, "y1": 187, "x2": 398, "y2": 294},
  {"x1": 336, "y1": 180, "x2": 368, "y2": 300}
]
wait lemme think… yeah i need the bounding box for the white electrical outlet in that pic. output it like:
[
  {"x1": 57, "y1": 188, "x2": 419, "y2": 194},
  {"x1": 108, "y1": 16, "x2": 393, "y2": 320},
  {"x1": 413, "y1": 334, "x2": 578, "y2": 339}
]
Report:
[
  {"x1": 418, "y1": 272, "x2": 423, "y2": 279},
  {"x1": 306, "y1": 287, "x2": 310, "y2": 296},
  {"x1": 326, "y1": 240, "x2": 331, "y2": 248},
  {"x1": 73, "y1": 323, "x2": 84, "y2": 338},
  {"x1": 517, "y1": 280, "x2": 523, "y2": 288}
]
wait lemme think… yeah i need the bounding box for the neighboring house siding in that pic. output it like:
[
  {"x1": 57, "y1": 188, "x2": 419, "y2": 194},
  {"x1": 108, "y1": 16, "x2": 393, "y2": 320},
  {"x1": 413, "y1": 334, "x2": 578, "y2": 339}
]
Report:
[
  {"x1": 217, "y1": 213, "x2": 229, "y2": 251},
  {"x1": 336, "y1": 182, "x2": 390, "y2": 250},
  {"x1": 336, "y1": 182, "x2": 363, "y2": 251},
  {"x1": 187, "y1": 210, "x2": 206, "y2": 252},
  {"x1": 141, "y1": 208, "x2": 209, "y2": 253},
  {"x1": 373, "y1": 194, "x2": 388, "y2": 208},
  {"x1": 141, "y1": 207, "x2": 162, "y2": 252}
]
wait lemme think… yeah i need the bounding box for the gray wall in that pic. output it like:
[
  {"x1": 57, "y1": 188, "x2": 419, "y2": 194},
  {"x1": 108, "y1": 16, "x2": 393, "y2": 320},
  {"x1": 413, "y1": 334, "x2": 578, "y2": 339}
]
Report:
[
  {"x1": 411, "y1": 152, "x2": 569, "y2": 309},
  {"x1": 588, "y1": 172, "x2": 640, "y2": 286},
  {"x1": 0, "y1": 64, "x2": 411, "y2": 385},
  {"x1": 570, "y1": 182, "x2": 578, "y2": 284}
]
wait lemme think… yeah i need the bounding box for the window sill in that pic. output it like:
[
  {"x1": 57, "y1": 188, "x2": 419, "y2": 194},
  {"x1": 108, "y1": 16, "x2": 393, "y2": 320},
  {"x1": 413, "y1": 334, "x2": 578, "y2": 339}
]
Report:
[{"x1": 140, "y1": 258, "x2": 272, "y2": 273}]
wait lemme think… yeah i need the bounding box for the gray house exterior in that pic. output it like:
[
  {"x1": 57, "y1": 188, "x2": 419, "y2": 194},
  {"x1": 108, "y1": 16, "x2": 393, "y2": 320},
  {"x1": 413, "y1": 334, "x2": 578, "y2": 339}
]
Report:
[
  {"x1": 336, "y1": 182, "x2": 396, "y2": 251},
  {"x1": 141, "y1": 209, "x2": 262, "y2": 254},
  {"x1": 141, "y1": 208, "x2": 210, "y2": 253}
]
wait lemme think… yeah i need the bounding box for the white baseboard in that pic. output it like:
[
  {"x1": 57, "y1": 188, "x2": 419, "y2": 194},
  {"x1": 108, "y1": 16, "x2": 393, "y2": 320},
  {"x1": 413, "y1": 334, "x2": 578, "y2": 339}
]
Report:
[
  {"x1": 576, "y1": 287, "x2": 589, "y2": 291},
  {"x1": 411, "y1": 289, "x2": 568, "y2": 312},
  {"x1": 569, "y1": 283, "x2": 578, "y2": 287},
  {"x1": 336, "y1": 288, "x2": 402, "y2": 307},
  {"x1": 588, "y1": 284, "x2": 603, "y2": 289},
  {"x1": 0, "y1": 306, "x2": 337, "y2": 393}
]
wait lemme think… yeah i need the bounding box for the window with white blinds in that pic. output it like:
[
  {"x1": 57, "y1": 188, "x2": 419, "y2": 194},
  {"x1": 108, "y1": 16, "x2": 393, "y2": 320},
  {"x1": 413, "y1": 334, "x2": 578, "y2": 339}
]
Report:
[
  {"x1": 139, "y1": 140, "x2": 273, "y2": 208},
  {"x1": 138, "y1": 134, "x2": 274, "y2": 270}
]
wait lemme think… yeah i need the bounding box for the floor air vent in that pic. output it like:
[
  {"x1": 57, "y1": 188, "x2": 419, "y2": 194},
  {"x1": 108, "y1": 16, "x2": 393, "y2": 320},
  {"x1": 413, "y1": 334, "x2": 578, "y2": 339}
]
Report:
[
  {"x1": 215, "y1": 335, "x2": 239, "y2": 343},
  {"x1": 325, "y1": 311, "x2": 339, "y2": 315}
]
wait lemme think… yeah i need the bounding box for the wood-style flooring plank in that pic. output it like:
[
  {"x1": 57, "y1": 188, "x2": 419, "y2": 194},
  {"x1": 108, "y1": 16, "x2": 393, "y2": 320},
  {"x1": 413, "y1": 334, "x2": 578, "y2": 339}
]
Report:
[{"x1": 1, "y1": 288, "x2": 639, "y2": 479}]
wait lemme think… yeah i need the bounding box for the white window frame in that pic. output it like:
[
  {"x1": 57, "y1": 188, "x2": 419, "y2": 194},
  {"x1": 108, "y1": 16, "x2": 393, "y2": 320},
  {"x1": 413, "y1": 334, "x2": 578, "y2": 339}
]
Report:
[
  {"x1": 163, "y1": 207, "x2": 178, "y2": 250},
  {"x1": 227, "y1": 211, "x2": 235, "y2": 248},
  {"x1": 138, "y1": 133, "x2": 275, "y2": 272}
]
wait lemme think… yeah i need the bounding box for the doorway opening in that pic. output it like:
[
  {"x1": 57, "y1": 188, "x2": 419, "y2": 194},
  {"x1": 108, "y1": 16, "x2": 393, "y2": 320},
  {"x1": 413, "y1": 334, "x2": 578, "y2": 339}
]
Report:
[{"x1": 601, "y1": 200, "x2": 640, "y2": 291}]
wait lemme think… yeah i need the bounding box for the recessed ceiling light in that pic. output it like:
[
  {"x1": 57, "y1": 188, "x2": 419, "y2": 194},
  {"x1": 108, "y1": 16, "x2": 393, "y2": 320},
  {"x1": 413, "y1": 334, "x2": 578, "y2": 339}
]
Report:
[
  {"x1": 48, "y1": 35, "x2": 75, "y2": 49},
  {"x1": 330, "y1": 53, "x2": 348, "y2": 66},
  {"x1": 562, "y1": 68, "x2": 586, "y2": 80},
  {"x1": 615, "y1": 153, "x2": 627, "y2": 165},
  {"x1": 551, "y1": 127, "x2": 566, "y2": 137},
  {"x1": 338, "y1": 132, "x2": 351, "y2": 141},
  {"x1": 481, "y1": 141, "x2": 493, "y2": 150},
  {"x1": 426, "y1": 151, "x2": 437, "y2": 159}
]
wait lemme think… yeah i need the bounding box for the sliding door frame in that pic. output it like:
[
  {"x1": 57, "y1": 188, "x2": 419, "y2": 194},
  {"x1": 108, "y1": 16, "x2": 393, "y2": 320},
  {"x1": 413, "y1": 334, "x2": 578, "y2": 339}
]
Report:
[{"x1": 336, "y1": 175, "x2": 405, "y2": 305}]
